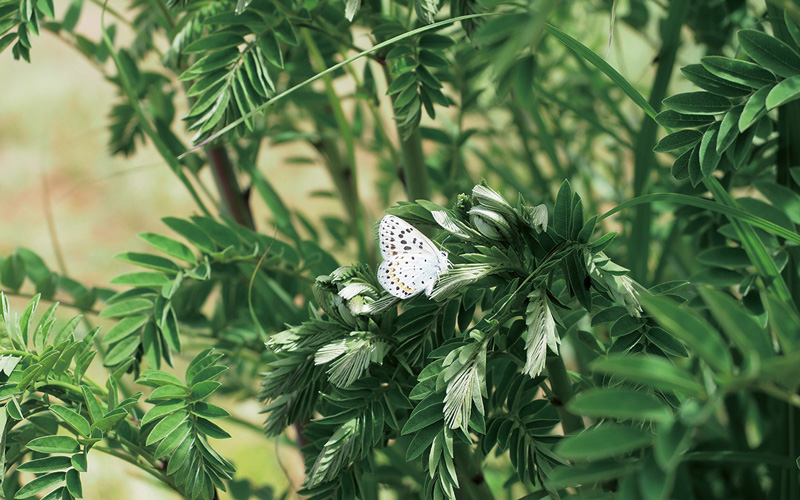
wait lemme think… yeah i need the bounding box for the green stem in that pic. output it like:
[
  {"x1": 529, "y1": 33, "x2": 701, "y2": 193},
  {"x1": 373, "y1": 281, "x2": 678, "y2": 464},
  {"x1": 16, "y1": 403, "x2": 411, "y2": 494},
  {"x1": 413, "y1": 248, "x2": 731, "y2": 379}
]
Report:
[
  {"x1": 94, "y1": 444, "x2": 176, "y2": 490},
  {"x1": 545, "y1": 356, "x2": 584, "y2": 434},
  {"x1": 301, "y1": 28, "x2": 367, "y2": 261},
  {"x1": 453, "y1": 441, "x2": 495, "y2": 500},
  {"x1": 628, "y1": 0, "x2": 690, "y2": 283},
  {"x1": 182, "y1": 13, "x2": 498, "y2": 157},
  {"x1": 399, "y1": 128, "x2": 429, "y2": 202}
]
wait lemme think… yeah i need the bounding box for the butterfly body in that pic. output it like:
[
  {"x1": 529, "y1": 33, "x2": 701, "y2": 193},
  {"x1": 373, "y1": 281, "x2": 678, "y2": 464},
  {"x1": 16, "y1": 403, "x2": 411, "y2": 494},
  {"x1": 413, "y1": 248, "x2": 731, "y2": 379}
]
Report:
[{"x1": 377, "y1": 215, "x2": 450, "y2": 299}]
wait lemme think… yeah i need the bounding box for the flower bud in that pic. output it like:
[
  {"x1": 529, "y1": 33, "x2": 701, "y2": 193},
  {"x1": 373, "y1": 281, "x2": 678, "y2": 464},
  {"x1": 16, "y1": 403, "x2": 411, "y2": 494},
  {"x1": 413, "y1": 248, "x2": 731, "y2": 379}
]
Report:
[
  {"x1": 468, "y1": 206, "x2": 513, "y2": 240},
  {"x1": 472, "y1": 185, "x2": 516, "y2": 221}
]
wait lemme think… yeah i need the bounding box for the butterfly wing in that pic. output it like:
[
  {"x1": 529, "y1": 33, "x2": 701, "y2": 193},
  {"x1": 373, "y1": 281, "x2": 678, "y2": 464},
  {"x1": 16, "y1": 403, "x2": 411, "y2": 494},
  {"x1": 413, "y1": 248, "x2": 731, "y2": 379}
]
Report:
[
  {"x1": 378, "y1": 250, "x2": 446, "y2": 298},
  {"x1": 378, "y1": 215, "x2": 450, "y2": 299}
]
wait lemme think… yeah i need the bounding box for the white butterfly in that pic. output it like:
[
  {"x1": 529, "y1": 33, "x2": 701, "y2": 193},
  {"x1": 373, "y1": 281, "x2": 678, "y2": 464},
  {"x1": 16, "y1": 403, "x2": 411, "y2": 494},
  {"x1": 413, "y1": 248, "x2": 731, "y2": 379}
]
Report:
[{"x1": 377, "y1": 215, "x2": 451, "y2": 299}]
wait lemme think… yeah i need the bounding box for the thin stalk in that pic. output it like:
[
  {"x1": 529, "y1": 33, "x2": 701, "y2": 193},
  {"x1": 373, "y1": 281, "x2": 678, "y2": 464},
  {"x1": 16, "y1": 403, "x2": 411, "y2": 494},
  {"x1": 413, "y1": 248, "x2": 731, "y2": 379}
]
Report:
[
  {"x1": 0, "y1": 290, "x2": 102, "y2": 316},
  {"x1": 545, "y1": 355, "x2": 584, "y2": 434},
  {"x1": 301, "y1": 28, "x2": 367, "y2": 261},
  {"x1": 378, "y1": 51, "x2": 430, "y2": 202},
  {"x1": 182, "y1": 13, "x2": 498, "y2": 156},
  {"x1": 94, "y1": 444, "x2": 177, "y2": 490},
  {"x1": 207, "y1": 147, "x2": 255, "y2": 229},
  {"x1": 705, "y1": 178, "x2": 793, "y2": 302},
  {"x1": 628, "y1": 0, "x2": 690, "y2": 283}
]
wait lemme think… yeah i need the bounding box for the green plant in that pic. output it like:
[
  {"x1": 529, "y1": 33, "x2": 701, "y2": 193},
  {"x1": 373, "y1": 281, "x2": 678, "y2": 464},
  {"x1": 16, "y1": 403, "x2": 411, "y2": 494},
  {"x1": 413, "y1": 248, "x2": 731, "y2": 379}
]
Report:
[{"x1": 2, "y1": 0, "x2": 800, "y2": 499}]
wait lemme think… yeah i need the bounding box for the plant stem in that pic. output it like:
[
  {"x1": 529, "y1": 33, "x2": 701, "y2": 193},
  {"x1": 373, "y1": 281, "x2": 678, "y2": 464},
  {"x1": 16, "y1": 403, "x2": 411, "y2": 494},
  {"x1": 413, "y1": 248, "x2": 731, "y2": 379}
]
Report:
[
  {"x1": 207, "y1": 146, "x2": 255, "y2": 229},
  {"x1": 545, "y1": 355, "x2": 583, "y2": 434},
  {"x1": 628, "y1": 0, "x2": 690, "y2": 283},
  {"x1": 399, "y1": 128, "x2": 429, "y2": 202},
  {"x1": 301, "y1": 28, "x2": 367, "y2": 261},
  {"x1": 453, "y1": 442, "x2": 495, "y2": 500}
]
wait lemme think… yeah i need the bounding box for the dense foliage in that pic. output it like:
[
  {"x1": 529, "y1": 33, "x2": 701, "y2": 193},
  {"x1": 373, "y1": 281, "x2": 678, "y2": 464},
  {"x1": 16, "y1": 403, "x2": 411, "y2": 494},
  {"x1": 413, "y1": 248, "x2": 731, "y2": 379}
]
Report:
[{"x1": 2, "y1": 0, "x2": 800, "y2": 499}]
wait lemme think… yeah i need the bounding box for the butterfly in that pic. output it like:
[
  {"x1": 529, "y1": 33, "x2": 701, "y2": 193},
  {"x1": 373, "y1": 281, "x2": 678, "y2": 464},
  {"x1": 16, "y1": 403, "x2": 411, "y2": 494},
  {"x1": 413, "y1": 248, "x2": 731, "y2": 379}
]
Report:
[{"x1": 377, "y1": 215, "x2": 451, "y2": 299}]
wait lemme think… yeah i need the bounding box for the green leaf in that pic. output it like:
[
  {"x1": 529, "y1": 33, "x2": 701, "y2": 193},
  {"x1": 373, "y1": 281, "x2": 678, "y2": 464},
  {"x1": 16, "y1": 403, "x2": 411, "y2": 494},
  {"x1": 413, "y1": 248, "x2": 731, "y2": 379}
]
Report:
[
  {"x1": 6, "y1": 399, "x2": 23, "y2": 422},
  {"x1": 716, "y1": 105, "x2": 743, "y2": 154},
  {"x1": 90, "y1": 408, "x2": 127, "y2": 433},
  {"x1": 82, "y1": 387, "x2": 103, "y2": 424},
  {"x1": 26, "y1": 435, "x2": 80, "y2": 453},
  {"x1": 670, "y1": 148, "x2": 692, "y2": 181},
  {"x1": 1, "y1": 251, "x2": 26, "y2": 291},
  {"x1": 696, "y1": 246, "x2": 752, "y2": 269},
  {"x1": 14, "y1": 472, "x2": 65, "y2": 499},
  {"x1": 146, "y1": 410, "x2": 189, "y2": 446},
  {"x1": 189, "y1": 381, "x2": 221, "y2": 402},
  {"x1": 567, "y1": 388, "x2": 672, "y2": 423},
  {"x1": 698, "y1": 288, "x2": 773, "y2": 359},
  {"x1": 181, "y1": 48, "x2": 239, "y2": 79},
  {"x1": 680, "y1": 63, "x2": 751, "y2": 98},
  {"x1": 701, "y1": 56, "x2": 776, "y2": 89},
  {"x1": 699, "y1": 122, "x2": 721, "y2": 177},
  {"x1": 50, "y1": 406, "x2": 91, "y2": 437},
  {"x1": 191, "y1": 402, "x2": 230, "y2": 419},
  {"x1": 548, "y1": 462, "x2": 636, "y2": 489},
  {"x1": 766, "y1": 75, "x2": 800, "y2": 109},
  {"x1": 65, "y1": 468, "x2": 82, "y2": 498},
  {"x1": 555, "y1": 423, "x2": 652, "y2": 461},
  {"x1": 189, "y1": 365, "x2": 227, "y2": 386},
  {"x1": 17, "y1": 456, "x2": 72, "y2": 473},
  {"x1": 688, "y1": 144, "x2": 703, "y2": 187},
  {"x1": 662, "y1": 92, "x2": 732, "y2": 114},
  {"x1": 184, "y1": 33, "x2": 244, "y2": 53},
  {"x1": 739, "y1": 84, "x2": 773, "y2": 132},
  {"x1": 655, "y1": 110, "x2": 715, "y2": 128},
  {"x1": 158, "y1": 307, "x2": 181, "y2": 354},
  {"x1": 195, "y1": 417, "x2": 231, "y2": 439},
  {"x1": 110, "y1": 272, "x2": 170, "y2": 287},
  {"x1": 786, "y1": 11, "x2": 800, "y2": 51},
  {"x1": 419, "y1": 34, "x2": 455, "y2": 50},
  {"x1": 406, "y1": 424, "x2": 442, "y2": 461},
  {"x1": 19, "y1": 293, "x2": 41, "y2": 346},
  {"x1": 138, "y1": 233, "x2": 197, "y2": 264},
  {"x1": 142, "y1": 400, "x2": 187, "y2": 426},
  {"x1": 148, "y1": 385, "x2": 187, "y2": 400},
  {"x1": 71, "y1": 453, "x2": 87, "y2": 473},
  {"x1": 154, "y1": 422, "x2": 191, "y2": 459},
  {"x1": 653, "y1": 129, "x2": 702, "y2": 152},
  {"x1": 591, "y1": 355, "x2": 704, "y2": 396},
  {"x1": 640, "y1": 294, "x2": 733, "y2": 373},
  {"x1": 402, "y1": 400, "x2": 445, "y2": 434},
  {"x1": 137, "y1": 369, "x2": 185, "y2": 388},
  {"x1": 0, "y1": 33, "x2": 17, "y2": 54},
  {"x1": 763, "y1": 292, "x2": 800, "y2": 352},
  {"x1": 99, "y1": 298, "x2": 154, "y2": 318},
  {"x1": 754, "y1": 181, "x2": 800, "y2": 225},
  {"x1": 103, "y1": 314, "x2": 148, "y2": 344},
  {"x1": 387, "y1": 71, "x2": 417, "y2": 95},
  {"x1": 738, "y1": 29, "x2": 800, "y2": 78},
  {"x1": 162, "y1": 217, "x2": 216, "y2": 253},
  {"x1": 258, "y1": 31, "x2": 283, "y2": 68},
  {"x1": 103, "y1": 335, "x2": 141, "y2": 366}
]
